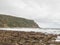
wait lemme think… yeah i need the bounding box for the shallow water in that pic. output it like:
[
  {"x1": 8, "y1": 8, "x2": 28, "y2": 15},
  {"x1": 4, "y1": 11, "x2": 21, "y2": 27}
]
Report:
[{"x1": 0, "y1": 28, "x2": 60, "y2": 34}]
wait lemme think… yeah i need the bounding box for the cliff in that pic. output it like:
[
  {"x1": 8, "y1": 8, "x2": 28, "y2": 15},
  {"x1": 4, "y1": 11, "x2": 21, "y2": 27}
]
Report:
[{"x1": 0, "y1": 14, "x2": 39, "y2": 28}]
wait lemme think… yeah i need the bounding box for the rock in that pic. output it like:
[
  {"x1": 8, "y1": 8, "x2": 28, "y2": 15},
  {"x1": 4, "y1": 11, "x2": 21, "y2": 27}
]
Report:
[{"x1": 0, "y1": 30, "x2": 57, "y2": 45}]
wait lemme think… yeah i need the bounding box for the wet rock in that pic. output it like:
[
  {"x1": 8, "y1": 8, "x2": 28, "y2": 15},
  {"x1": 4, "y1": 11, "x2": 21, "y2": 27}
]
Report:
[{"x1": 0, "y1": 30, "x2": 59, "y2": 45}]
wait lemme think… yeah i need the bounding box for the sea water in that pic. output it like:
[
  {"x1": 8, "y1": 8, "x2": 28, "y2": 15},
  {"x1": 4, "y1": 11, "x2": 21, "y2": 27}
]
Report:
[
  {"x1": 0, "y1": 28, "x2": 60, "y2": 34},
  {"x1": 0, "y1": 28, "x2": 60, "y2": 42}
]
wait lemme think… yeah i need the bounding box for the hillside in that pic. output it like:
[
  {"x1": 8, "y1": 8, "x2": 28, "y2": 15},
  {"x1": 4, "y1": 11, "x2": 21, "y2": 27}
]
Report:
[{"x1": 0, "y1": 14, "x2": 39, "y2": 28}]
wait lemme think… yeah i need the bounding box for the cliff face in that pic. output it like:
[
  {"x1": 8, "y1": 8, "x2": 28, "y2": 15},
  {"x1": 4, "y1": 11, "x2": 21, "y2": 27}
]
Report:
[{"x1": 0, "y1": 14, "x2": 39, "y2": 28}]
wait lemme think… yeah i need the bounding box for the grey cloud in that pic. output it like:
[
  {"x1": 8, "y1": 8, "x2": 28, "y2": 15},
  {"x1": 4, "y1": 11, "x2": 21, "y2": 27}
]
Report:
[{"x1": 0, "y1": 0, "x2": 60, "y2": 28}]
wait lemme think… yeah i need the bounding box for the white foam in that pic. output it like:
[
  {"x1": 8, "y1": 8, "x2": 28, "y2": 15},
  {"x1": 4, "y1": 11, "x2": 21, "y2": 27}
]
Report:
[
  {"x1": 0, "y1": 28, "x2": 60, "y2": 34},
  {"x1": 55, "y1": 36, "x2": 60, "y2": 42}
]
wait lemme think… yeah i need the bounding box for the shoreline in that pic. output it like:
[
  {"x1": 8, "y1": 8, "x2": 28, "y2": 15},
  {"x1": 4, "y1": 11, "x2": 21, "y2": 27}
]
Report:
[{"x1": 0, "y1": 28, "x2": 60, "y2": 34}]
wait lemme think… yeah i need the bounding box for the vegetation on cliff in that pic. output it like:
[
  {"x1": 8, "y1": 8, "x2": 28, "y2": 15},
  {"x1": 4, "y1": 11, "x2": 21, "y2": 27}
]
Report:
[{"x1": 0, "y1": 14, "x2": 39, "y2": 28}]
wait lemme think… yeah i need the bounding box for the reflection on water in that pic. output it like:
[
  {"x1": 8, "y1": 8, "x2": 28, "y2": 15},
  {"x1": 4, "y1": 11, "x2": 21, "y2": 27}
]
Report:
[{"x1": 0, "y1": 28, "x2": 60, "y2": 34}]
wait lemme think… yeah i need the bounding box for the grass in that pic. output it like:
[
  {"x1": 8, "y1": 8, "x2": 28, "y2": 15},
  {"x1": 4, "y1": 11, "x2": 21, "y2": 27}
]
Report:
[{"x1": 0, "y1": 14, "x2": 39, "y2": 28}]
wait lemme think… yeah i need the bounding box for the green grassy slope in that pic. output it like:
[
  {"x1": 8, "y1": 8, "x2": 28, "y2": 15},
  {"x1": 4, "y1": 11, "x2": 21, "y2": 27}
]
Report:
[{"x1": 0, "y1": 14, "x2": 39, "y2": 28}]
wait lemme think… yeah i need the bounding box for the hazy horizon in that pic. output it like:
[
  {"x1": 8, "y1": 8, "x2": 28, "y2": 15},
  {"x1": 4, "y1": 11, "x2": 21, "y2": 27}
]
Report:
[{"x1": 0, "y1": 0, "x2": 60, "y2": 28}]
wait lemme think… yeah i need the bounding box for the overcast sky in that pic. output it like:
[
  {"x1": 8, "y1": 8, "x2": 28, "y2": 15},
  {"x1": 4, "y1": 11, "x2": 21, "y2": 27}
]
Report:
[{"x1": 0, "y1": 0, "x2": 60, "y2": 28}]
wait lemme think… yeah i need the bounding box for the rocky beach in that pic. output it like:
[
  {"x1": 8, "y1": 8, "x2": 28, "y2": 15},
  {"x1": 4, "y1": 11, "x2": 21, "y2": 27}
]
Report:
[{"x1": 0, "y1": 29, "x2": 59, "y2": 45}]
